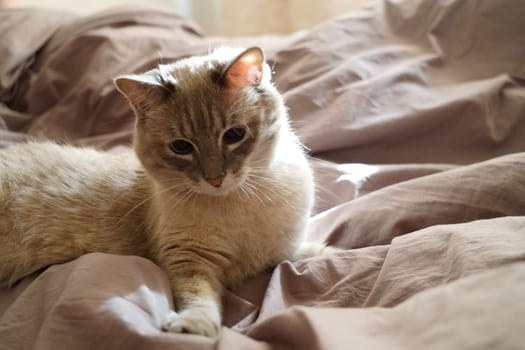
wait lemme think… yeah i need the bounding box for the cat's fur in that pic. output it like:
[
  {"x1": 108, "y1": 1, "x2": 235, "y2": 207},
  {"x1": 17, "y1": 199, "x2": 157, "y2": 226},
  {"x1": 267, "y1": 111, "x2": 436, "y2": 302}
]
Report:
[{"x1": 0, "y1": 47, "x2": 330, "y2": 337}]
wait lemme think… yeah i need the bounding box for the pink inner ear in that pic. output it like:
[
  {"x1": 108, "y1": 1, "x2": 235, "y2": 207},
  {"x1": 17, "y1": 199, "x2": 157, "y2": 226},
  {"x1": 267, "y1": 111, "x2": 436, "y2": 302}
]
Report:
[{"x1": 225, "y1": 51, "x2": 263, "y2": 89}]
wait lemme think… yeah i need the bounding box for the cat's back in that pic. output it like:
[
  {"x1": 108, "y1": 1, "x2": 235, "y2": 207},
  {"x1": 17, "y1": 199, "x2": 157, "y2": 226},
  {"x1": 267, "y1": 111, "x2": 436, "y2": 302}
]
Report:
[
  {"x1": 1, "y1": 142, "x2": 138, "y2": 202},
  {"x1": 0, "y1": 141, "x2": 144, "y2": 206},
  {"x1": 0, "y1": 142, "x2": 151, "y2": 285},
  {"x1": 0, "y1": 142, "x2": 148, "y2": 246},
  {"x1": 0, "y1": 141, "x2": 136, "y2": 182}
]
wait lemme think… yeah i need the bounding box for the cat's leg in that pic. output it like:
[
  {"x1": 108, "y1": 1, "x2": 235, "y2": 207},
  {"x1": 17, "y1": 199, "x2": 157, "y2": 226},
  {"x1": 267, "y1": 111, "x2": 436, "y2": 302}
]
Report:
[
  {"x1": 161, "y1": 266, "x2": 222, "y2": 337},
  {"x1": 0, "y1": 233, "x2": 86, "y2": 287},
  {"x1": 0, "y1": 246, "x2": 79, "y2": 288},
  {"x1": 0, "y1": 238, "x2": 48, "y2": 287},
  {"x1": 293, "y1": 241, "x2": 342, "y2": 261}
]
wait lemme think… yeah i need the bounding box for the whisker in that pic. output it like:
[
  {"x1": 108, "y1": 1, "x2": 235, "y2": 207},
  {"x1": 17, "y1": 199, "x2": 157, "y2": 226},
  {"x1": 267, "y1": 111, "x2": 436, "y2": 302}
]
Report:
[
  {"x1": 246, "y1": 175, "x2": 296, "y2": 209},
  {"x1": 242, "y1": 181, "x2": 265, "y2": 206},
  {"x1": 167, "y1": 188, "x2": 195, "y2": 209},
  {"x1": 114, "y1": 182, "x2": 189, "y2": 227}
]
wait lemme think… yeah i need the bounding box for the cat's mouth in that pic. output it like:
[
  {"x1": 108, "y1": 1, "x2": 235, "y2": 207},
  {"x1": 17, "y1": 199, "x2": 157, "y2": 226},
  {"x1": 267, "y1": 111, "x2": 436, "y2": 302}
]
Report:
[{"x1": 192, "y1": 173, "x2": 246, "y2": 196}]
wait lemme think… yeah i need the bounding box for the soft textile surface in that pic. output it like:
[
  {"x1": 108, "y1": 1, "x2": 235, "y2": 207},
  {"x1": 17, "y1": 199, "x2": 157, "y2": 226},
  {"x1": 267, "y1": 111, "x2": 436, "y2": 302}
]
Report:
[{"x1": 1, "y1": 0, "x2": 525, "y2": 349}]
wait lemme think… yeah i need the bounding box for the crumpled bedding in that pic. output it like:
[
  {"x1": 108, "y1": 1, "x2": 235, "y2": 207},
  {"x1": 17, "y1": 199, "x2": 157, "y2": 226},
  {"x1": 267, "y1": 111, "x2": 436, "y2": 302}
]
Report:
[{"x1": 1, "y1": 0, "x2": 524, "y2": 349}]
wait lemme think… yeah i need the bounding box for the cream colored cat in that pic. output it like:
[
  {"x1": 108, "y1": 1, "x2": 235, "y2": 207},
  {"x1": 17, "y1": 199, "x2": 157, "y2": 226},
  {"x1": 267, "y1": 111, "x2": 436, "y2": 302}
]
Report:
[{"x1": 0, "y1": 47, "x2": 332, "y2": 337}]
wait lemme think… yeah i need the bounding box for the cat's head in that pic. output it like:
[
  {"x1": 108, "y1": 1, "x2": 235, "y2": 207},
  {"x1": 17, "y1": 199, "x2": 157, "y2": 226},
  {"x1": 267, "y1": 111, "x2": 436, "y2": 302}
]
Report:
[{"x1": 115, "y1": 47, "x2": 286, "y2": 196}]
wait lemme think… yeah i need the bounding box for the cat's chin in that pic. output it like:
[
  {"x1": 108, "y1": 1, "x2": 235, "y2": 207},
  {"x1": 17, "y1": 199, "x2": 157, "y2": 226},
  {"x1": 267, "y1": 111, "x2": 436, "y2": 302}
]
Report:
[
  {"x1": 192, "y1": 186, "x2": 235, "y2": 197},
  {"x1": 192, "y1": 184, "x2": 238, "y2": 197}
]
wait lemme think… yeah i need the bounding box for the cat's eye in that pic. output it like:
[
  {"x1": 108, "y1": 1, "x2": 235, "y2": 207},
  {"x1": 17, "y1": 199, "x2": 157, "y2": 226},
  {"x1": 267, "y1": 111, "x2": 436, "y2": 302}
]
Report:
[
  {"x1": 223, "y1": 127, "x2": 246, "y2": 144},
  {"x1": 169, "y1": 139, "x2": 193, "y2": 154}
]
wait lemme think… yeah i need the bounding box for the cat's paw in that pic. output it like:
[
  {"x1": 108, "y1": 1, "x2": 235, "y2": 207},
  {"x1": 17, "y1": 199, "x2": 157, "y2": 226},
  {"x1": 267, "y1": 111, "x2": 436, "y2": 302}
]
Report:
[
  {"x1": 322, "y1": 245, "x2": 344, "y2": 255},
  {"x1": 162, "y1": 309, "x2": 220, "y2": 337},
  {"x1": 294, "y1": 241, "x2": 343, "y2": 260}
]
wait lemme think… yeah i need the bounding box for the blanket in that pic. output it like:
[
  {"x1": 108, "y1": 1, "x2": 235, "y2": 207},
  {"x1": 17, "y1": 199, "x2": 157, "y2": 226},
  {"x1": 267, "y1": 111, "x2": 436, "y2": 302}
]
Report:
[{"x1": 1, "y1": 0, "x2": 524, "y2": 349}]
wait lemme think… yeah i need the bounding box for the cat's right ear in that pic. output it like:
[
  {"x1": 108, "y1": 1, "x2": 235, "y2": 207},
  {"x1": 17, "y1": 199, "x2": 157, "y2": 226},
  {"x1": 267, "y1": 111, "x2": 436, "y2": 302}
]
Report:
[
  {"x1": 222, "y1": 47, "x2": 265, "y2": 90},
  {"x1": 114, "y1": 74, "x2": 169, "y2": 114}
]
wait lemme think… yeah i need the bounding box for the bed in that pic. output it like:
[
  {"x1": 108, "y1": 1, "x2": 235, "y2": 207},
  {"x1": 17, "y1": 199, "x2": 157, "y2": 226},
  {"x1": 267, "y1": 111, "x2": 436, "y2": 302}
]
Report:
[{"x1": 1, "y1": 0, "x2": 524, "y2": 348}]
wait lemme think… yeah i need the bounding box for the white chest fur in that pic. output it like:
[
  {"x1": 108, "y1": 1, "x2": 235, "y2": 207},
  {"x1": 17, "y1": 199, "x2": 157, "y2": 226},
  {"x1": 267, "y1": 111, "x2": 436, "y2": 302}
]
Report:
[{"x1": 150, "y1": 156, "x2": 314, "y2": 287}]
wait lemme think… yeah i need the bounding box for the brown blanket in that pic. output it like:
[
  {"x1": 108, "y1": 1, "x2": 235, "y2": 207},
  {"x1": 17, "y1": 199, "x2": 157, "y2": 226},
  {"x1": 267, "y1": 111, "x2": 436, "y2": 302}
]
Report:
[{"x1": 1, "y1": 0, "x2": 525, "y2": 349}]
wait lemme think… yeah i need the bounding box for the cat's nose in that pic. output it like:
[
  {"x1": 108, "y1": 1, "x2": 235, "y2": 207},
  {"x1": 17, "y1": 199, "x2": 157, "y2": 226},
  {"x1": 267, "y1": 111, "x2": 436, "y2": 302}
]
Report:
[{"x1": 206, "y1": 176, "x2": 223, "y2": 187}]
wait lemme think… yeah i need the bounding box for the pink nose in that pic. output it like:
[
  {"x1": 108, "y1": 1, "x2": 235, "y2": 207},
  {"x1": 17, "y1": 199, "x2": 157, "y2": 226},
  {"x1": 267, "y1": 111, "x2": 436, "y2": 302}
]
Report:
[{"x1": 206, "y1": 177, "x2": 223, "y2": 187}]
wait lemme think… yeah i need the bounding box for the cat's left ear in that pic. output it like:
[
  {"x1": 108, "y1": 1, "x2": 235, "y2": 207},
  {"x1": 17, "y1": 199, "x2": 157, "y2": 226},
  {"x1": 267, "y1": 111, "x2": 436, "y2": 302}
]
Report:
[{"x1": 223, "y1": 47, "x2": 264, "y2": 89}]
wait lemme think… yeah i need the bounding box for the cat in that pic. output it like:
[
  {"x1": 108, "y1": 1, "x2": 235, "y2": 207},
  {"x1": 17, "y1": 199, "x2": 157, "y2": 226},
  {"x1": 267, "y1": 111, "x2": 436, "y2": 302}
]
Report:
[{"x1": 0, "y1": 47, "x2": 334, "y2": 337}]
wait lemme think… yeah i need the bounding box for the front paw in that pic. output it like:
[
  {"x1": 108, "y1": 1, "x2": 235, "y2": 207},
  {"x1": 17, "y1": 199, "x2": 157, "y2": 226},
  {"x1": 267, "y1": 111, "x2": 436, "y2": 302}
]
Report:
[
  {"x1": 162, "y1": 309, "x2": 220, "y2": 337},
  {"x1": 321, "y1": 245, "x2": 343, "y2": 255},
  {"x1": 294, "y1": 241, "x2": 343, "y2": 260}
]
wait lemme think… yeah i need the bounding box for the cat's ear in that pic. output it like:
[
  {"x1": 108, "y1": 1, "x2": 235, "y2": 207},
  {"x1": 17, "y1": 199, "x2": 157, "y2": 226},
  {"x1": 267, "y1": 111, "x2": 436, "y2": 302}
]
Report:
[
  {"x1": 222, "y1": 47, "x2": 264, "y2": 89},
  {"x1": 114, "y1": 73, "x2": 170, "y2": 113}
]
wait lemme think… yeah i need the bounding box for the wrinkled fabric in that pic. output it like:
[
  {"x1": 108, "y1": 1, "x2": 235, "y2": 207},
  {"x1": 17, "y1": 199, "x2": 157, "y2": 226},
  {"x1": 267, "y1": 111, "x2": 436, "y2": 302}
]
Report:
[{"x1": 1, "y1": 0, "x2": 525, "y2": 349}]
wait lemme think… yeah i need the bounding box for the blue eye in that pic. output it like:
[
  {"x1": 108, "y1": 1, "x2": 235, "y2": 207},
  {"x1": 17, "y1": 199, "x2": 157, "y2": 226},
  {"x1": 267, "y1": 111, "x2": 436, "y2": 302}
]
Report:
[
  {"x1": 223, "y1": 127, "x2": 246, "y2": 144},
  {"x1": 169, "y1": 140, "x2": 193, "y2": 154}
]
